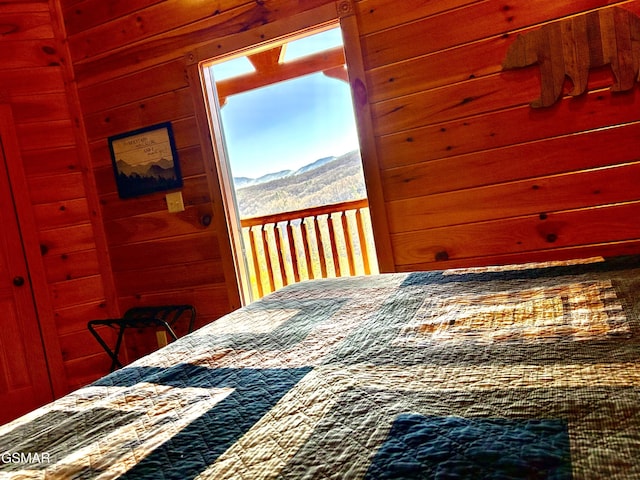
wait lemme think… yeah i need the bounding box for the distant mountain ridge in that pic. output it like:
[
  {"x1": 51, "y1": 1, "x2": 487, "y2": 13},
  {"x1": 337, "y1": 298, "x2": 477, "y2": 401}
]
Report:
[
  {"x1": 113, "y1": 157, "x2": 181, "y2": 199},
  {"x1": 233, "y1": 156, "x2": 336, "y2": 188},
  {"x1": 234, "y1": 150, "x2": 367, "y2": 218},
  {"x1": 116, "y1": 158, "x2": 175, "y2": 178}
]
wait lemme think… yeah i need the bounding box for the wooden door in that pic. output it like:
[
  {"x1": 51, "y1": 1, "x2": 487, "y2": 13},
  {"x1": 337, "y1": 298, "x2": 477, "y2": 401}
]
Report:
[{"x1": 0, "y1": 137, "x2": 52, "y2": 424}]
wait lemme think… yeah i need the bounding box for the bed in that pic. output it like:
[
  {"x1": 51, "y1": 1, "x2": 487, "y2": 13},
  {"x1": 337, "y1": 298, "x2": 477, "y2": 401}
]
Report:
[{"x1": 1, "y1": 255, "x2": 640, "y2": 479}]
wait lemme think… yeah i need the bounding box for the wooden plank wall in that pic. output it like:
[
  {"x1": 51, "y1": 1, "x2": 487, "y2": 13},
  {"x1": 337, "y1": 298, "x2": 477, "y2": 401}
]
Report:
[
  {"x1": 56, "y1": 0, "x2": 346, "y2": 363},
  {"x1": 46, "y1": 0, "x2": 640, "y2": 377},
  {"x1": 358, "y1": 0, "x2": 640, "y2": 270},
  {"x1": 0, "y1": 0, "x2": 118, "y2": 394}
]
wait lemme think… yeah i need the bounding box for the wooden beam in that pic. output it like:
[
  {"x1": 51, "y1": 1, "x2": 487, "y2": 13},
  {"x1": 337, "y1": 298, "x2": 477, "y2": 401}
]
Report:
[
  {"x1": 215, "y1": 46, "x2": 345, "y2": 100},
  {"x1": 247, "y1": 45, "x2": 286, "y2": 72},
  {"x1": 323, "y1": 65, "x2": 349, "y2": 82},
  {"x1": 339, "y1": 5, "x2": 395, "y2": 273}
]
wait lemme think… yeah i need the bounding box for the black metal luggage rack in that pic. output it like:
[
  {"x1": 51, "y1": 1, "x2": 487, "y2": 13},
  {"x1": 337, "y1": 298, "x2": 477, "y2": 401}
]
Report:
[{"x1": 88, "y1": 305, "x2": 196, "y2": 372}]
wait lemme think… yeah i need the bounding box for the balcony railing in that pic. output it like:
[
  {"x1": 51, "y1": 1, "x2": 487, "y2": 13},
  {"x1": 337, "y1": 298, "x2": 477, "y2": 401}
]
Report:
[{"x1": 240, "y1": 198, "x2": 379, "y2": 299}]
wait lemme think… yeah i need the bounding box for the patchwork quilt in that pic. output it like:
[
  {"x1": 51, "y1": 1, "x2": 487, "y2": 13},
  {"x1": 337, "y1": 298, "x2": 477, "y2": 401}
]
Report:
[{"x1": 2, "y1": 256, "x2": 640, "y2": 479}]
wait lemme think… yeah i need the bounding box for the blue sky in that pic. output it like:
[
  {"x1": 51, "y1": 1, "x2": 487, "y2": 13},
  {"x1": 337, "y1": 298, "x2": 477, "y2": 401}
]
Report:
[{"x1": 210, "y1": 28, "x2": 360, "y2": 179}]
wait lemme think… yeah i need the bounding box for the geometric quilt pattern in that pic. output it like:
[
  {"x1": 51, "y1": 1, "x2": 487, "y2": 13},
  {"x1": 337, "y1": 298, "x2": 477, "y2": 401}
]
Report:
[{"x1": 1, "y1": 256, "x2": 640, "y2": 479}]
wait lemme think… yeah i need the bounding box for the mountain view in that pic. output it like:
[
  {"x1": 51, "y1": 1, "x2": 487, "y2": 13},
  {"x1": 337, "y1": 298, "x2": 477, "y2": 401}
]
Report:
[
  {"x1": 114, "y1": 157, "x2": 181, "y2": 198},
  {"x1": 116, "y1": 157, "x2": 176, "y2": 179},
  {"x1": 234, "y1": 150, "x2": 367, "y2": 218}
]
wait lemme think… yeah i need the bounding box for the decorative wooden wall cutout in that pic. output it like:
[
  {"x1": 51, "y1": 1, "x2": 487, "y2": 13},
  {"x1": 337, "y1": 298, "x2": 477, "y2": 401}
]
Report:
[{"x1": 502, "y1": 7, "x2": 640, "y2": 108}]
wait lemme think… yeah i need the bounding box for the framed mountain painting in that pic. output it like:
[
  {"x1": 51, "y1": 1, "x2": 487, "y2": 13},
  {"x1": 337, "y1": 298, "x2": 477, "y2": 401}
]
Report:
[{"x1": 108, "y1": 122, "x2": 182, "y2": 199}]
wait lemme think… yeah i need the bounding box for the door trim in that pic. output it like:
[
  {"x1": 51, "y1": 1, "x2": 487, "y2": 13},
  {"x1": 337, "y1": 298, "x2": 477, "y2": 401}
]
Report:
[
  {"x1": 187, "y1": 1, "x2": 396, "y2": 304},
  {"x1": 337, "y1": 2, "x2": 394, "y2": 272},
  {"x1": 187, "y1": 3, "x2": 340, "y2": 306},
  {"x1": 0, "y1": 104, "x2": 64, "y2": 399}
]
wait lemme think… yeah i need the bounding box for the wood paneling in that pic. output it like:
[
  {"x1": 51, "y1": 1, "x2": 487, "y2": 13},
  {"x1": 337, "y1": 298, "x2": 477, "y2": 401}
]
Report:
[
  {"x1": 70, "y1": 0, "x2": 335, "y2": 87},
  {"x1": 62, "y1": 0, "x2": 165, "y2": 36},
  {"x1": 355, "y1": 0, "x2": 482, "y2": 36},
  {"x1": 387, "y1": 162, "x2": 640, "y2": 233},
  {"x1": 43, "y1": 249, "x2": 101, "y2": 283},
  {"x1": 108, "y1": 233, "x2": 220, "y2": 271},
  {"x1": 50, "y1": 275, "x2": 105, "y2": 309},
  {"x1": 356, "y1": 0, "x2": 640, "y2": 270},
  {"x1": 10, "y1": 93, "x2": 71, "y2": 123},
  {"x1": 54, "y1": 301, "x2": 109, "y2": 336},
  {"x1": 56, "y1": 0, "x2": 344, "y2": 368},
  {"x1": 393, "y1": 201, "x2": 640, "y2": 266},
  {"x1": 376, "y1": 74, "x2": 637, "y2": 170},
  {"x1": 112, "y1": 260, "x2": 225, "y2": 296},
  {"x1": 382, "y1": 120, "x2": 640, "y2": 201},
  {"x1": 59, "y1": 328, "x2": 106, "y2": 362},
  {"x1": 67, "y1": 0, "x2": 254, "y2": 61},
  {"x1": 0, "y1": 1, "x2": 117, "y2": 398},
  {"x1": 361, "y1": 0, "x2": 631, "y2": 69},
  {"x1": 63, "y1": 353, "x2": 112, "y2": 391},
  {"x1": 39, "y1": 224, "x2": 100, "y2": 256},
  {"x1": 22, "y1": 146, "x2": 81, "y2": 177},
  {"x1": 33, "y1": 198, "x2": 92, "y2": 230},
  {"x1": 28, "y1": 172, "x2": 86, "y2": 203},
  {"x1": 0, "y1": 68, "x2": 65, "y2": 96},
  {"x1": 83, "y1": 87, "x2": 195, "y2": 139},
  {"x1": 17, "y1": 120, "x2": 75, "y2": 151},
  {"x1": 18, "y1": 0, "x2": 636, "y2": 389},
  {"x1": 78, "y1": 59, "x2": 189, "y2": 115},
  {"x1": 104, "y1": 205, "x2": 214, "y2": 246},
  {"x1": 99, "y1": 176, "x2": 211, "y2": 221}
]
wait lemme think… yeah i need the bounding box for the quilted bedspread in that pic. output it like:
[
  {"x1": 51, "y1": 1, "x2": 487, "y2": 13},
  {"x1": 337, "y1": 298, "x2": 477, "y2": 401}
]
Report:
[{"x1": 2, "y1": 256, "x2": 640, "y2": 479}]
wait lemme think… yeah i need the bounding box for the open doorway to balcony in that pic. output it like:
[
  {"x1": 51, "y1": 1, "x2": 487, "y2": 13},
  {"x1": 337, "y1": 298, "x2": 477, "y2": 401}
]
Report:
[{"x1": 201, "y1": 24, "x2": 378, "y2": 303}]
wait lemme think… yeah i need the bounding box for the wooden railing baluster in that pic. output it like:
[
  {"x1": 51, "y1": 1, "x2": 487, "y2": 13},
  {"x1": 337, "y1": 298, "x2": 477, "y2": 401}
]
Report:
[
  {"x1": 242, "y1": 227, "x2": 258, "y2": 299},
  {"x1": 355, "y1": 208, "x2": 371, "y2": 275},
  {"x1": 313, "y1": 216, "x2": 328, "y2": 278},
  {"x1": 273, "y1": 223, "x2": 289, "y2": 287},
  {"x1": 240, "y1": 199, "x2": 377, "y2": 299},
  {"x1": 285, "y1": 221, "x2": 301, "y2": 283},
  {"x1": 300, "y1": 218, "x2": 315, "y2": 279},
  {"x1": 260, "y1": 224, "x2": 276, "y2": 293},
  {"x1": 248, "y1": 226, "x2": 264, "y2": 299},
  {"x1": 327, "y1": 213, "x2": 341, "y2": 277},
  {"x1": 341, "y1": 211, "x2": 356, "y2": 276}
]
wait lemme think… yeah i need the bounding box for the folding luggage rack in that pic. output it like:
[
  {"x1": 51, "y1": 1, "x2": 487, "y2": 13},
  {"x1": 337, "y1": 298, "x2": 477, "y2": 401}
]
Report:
[{"x1": 88, "y1": 305, "x2": 196, "y2": 371}]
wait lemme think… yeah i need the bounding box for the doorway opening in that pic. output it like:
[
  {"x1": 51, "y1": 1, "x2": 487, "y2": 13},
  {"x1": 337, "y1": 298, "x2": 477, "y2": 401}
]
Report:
[{"x1": 201, "y1": 24, "x2": 378, "y2": 303}]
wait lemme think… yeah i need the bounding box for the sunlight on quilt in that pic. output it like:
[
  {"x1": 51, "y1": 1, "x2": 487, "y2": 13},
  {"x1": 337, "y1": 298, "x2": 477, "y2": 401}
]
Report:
[
  {"x1": 399, "y1": 281, "x2": 628, "y2": 345},
  {"x1": 0, "y1": 365, "x2": 311, "y2": 479},
  {"x1": 0, "y1": 409, "x2": 143, "y2": 471},
  {"x1": 105, "y1": 365, "x2": 313, "y2": 479},
  {"x1": 365, "y1": 414, "x2": 571, "y2": 479}
]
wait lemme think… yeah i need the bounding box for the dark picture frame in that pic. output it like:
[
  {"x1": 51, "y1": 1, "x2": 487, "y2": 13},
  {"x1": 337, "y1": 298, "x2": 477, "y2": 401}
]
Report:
[{"x1": 108, "y1": 122, "x2": 182, "y2": 199}]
